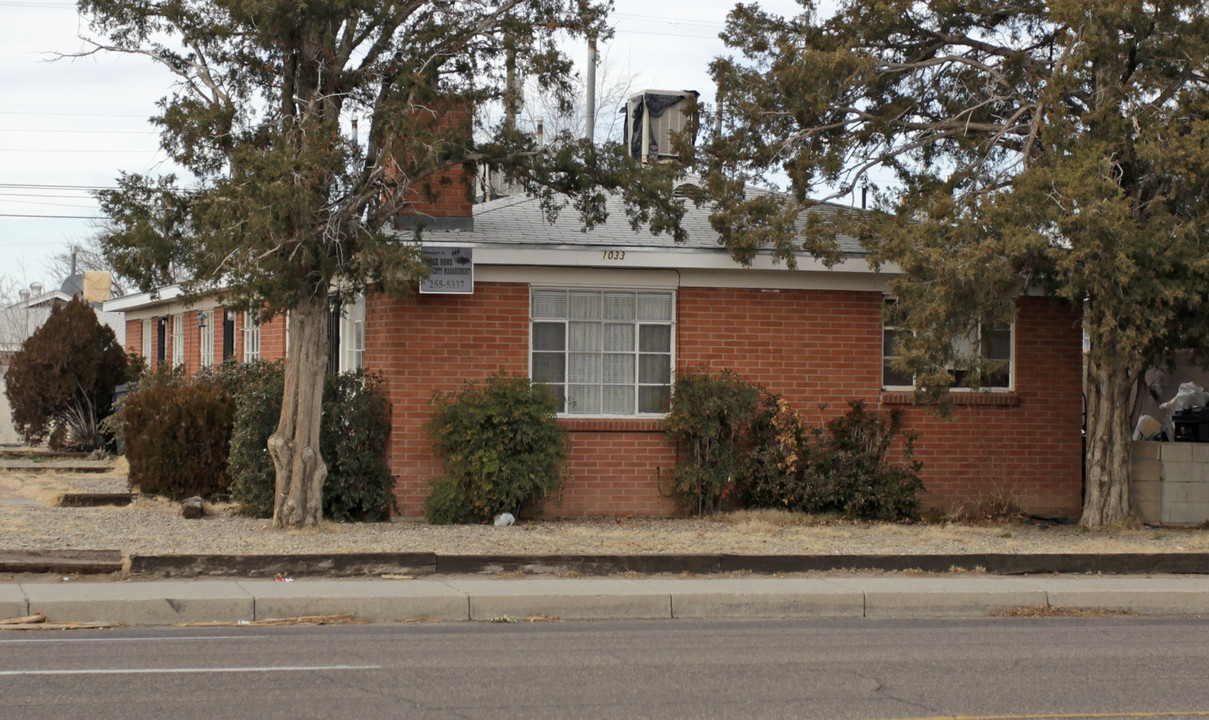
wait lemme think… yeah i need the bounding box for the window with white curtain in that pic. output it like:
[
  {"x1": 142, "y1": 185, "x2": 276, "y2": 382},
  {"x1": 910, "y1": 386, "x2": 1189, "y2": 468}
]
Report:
[
  {"x1": 171, "y1": 314, "x2": 184, "y2": 367},
  {"x1": 199, "y1": 308, "x2": 214, "y2": 367},
  {"x1": 140, "y1": 318, "x2": 151, "y2": 359},
  {"x1": 243, "y1": 311, "x2": 261, "y2": 362},
  {"x1": 341, "y1": 294, "x2": 365, "y2": 371},
  {"x1": 531, "y1": 289, "x2": 674, "y2": 415}
]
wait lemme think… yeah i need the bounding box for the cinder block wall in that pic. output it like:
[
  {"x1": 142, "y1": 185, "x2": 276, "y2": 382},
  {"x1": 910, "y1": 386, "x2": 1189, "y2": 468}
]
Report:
[{"x1": 1132, "y1": 441, "x2": 1209, "y2": 525}]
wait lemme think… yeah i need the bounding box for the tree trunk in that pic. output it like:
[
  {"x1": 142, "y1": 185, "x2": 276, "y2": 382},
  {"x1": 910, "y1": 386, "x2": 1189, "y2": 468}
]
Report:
[
  {"x1": 1080, "y1": 355, "x2": 1137, "y2": 529},
  {"x1": 269, "y1": 293, "x2": 329, "y2": 527}
]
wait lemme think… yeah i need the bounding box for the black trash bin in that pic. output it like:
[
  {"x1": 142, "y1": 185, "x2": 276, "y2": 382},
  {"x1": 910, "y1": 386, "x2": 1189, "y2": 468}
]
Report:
[{"x1": 1173, "y1": 407, "x2": 1209, "y2": 442}]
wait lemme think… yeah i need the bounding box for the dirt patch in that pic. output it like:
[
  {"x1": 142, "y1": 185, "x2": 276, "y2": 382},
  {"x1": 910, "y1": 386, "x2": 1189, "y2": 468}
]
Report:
[
  {"x1": 990, "y1": 606, "x2": 1137, "y2": 618},
  {"x1": 3, "y1": 465, "x2": 1209, "y2": 558}
]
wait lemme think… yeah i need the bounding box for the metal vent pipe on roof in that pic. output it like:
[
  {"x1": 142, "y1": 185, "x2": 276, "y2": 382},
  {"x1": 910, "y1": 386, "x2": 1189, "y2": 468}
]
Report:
[{"x1": 585, "y1": 37, "x2": 597, "y2": 142}]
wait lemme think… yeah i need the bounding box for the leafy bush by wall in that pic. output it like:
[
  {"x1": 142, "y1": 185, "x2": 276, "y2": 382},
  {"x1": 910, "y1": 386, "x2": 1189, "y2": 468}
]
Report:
[
  {"x1": 223, "y1": 361, "x2": 284, "y2": 517},
  {"x1": 665, "y1": 370, "x2": 925, "y2": 521},
  {"x1": 426, "y1": 374, "x2": 566, "y2": 524},
  {"x1": 321, "y1": 371, "x2": 396, "y2": 522},
  {"x1": 224, "y1": 363, "x2": 396, "y2": 522},
  {"x1": 662, "y1": 368, "x2": 763, "y2": 514},
  {"x1": 808, "y1": 401, "x2": 924, "y2": 521},
  {"x1": 123, "y1": 380, "x2": 234, "y2": 499}
]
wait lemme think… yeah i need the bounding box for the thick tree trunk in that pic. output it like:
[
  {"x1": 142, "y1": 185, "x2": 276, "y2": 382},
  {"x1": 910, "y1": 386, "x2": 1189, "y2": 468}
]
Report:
[
  {"x1": 1080, "y1": 355, "x2": 1138, "y2": 529},
  {"x1": 269, "y1": 293, "x2": 329, "y2": 528}
]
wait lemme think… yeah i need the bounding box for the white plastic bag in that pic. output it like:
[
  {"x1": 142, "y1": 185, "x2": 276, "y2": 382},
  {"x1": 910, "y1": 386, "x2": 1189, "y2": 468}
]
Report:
[{"x1": 1160, "y1": 382, "x2": 1209, "y2": 411}]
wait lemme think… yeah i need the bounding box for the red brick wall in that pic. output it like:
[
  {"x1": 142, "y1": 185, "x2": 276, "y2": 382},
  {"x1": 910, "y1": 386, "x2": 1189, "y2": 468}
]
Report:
[
  {"x1": 365, "y1": 284, "x2": 680, "y2": 518},
  {"x1": 677, "y1": 288, "x2": 1083, "y2": 517},
  {"x1": 369, "y1": 283, "x2": 1083, "y2": 519},
  {"x1": 391, "y1": 101, "x2": 474, "y2": 221},
  {"x1": 123, "y1": 309, "x2": 290, "y2": 370}
]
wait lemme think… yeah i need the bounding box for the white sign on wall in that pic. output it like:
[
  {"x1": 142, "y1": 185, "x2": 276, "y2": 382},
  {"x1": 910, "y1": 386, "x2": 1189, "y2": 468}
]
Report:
[{"x1": 419, "y1": 247, "x2": 474, "y2": 294}]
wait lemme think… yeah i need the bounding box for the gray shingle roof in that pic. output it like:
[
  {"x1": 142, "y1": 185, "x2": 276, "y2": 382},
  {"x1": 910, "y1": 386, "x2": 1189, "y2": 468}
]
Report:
[{"x1": 406, "y1": 187, "x2": 868, "y2": 257}]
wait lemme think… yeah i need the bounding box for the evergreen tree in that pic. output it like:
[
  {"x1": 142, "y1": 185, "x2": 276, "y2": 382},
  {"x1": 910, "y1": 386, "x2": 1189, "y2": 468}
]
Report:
[
  {"x1": 699, "y1": 0, "x2": 1209, "y2": 528},
  {"x1": 4, "y1": 298, "x2": 128, "y2": 450},
  {"x1": 78, "y1": 0, "x2": 686, "y2": 526}
]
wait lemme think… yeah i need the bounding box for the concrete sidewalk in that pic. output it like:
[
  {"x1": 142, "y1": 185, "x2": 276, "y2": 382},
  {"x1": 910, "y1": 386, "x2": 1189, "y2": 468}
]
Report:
[{"x1": 5, "y1": 574, "x2": 1209, "y2": 626}]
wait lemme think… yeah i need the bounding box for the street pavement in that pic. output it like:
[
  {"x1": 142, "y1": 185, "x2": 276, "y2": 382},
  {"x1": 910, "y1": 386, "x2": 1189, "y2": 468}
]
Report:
[{"x1": 5, "y1": 573, "x2": 1209, "y2": 626}]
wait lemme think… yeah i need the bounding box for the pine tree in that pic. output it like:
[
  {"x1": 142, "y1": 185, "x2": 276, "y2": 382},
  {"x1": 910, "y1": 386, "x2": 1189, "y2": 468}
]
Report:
[
  {"x1": 4, "y1": 298, "x2": 128, "y2": 450},
  {"x1": 79, "y1": 0, "x2": 686, "y2": 526},
  {"x1": 700, "y1": 0, "x2": 1209, "y2": 528}
]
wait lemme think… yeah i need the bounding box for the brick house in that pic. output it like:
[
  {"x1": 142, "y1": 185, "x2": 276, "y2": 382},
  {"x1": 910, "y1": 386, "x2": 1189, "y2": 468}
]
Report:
[{"x1": 104, "y1": 177, "x2": 1085, "y2": 520}]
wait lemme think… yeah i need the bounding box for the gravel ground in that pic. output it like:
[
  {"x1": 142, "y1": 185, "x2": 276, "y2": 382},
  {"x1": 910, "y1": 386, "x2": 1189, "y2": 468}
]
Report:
[{"x1": 3, "y1": 466, "x2": 1209, "y2": 557}]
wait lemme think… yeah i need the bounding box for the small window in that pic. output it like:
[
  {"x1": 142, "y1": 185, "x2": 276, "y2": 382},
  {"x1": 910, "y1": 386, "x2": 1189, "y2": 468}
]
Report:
[
  {"x1": 140, "y1": 319, "x2": 152, "y2": 360},
  {"x1": 171, "y1": 314, "x2": 184, "y2": 367},
  {"x1": 342, "y1": 294, "x2": 365, "y2": 371},
  {"x1": 199, "y1": 308, "x2": 214, "y2": 368},
  {"x1": 531, "y1": 289, "x2": 674, "y2": 415},
  {"x1": 883, "y1": 301, "x2": 1012, "y2": 390},
  {"x1": 243, "y1": 311, "x2": 261, "y2": 362}
]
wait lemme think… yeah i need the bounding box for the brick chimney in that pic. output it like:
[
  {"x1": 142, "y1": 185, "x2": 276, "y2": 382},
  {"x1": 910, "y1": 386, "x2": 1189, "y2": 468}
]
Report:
[{"x1": 391, "y1": 99, "x2": 474, "y2": 232}]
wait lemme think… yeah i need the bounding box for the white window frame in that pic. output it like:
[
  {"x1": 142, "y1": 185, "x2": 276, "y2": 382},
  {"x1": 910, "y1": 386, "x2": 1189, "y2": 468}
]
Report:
[
  {"x1": 199, "y1": 307, "x2": 214, "y2": 368},
  {"x1": 530, "y1": 287, "x2": 675, "y2": 417},
  {"x1": 140, "y1": 318, "x2": 152, "y2": 359},
  {"x1": 243, "y1": 311, "x2": 261, "y2": 362},
  {"x1": 339, "y1": 294, "x2": 365, "y2": 372},
  {"x1": 171, "y1": 314, "x2": 184, "y2": 367},
  {"x1": 882, "y1": 306, "x2": 1013, "y2": 391}
]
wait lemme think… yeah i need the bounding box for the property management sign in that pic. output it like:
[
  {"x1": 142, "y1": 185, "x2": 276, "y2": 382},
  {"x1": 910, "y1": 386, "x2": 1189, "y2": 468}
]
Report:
[{"x1": 420, "y1": 247, "x2": 474, "y2": 294}]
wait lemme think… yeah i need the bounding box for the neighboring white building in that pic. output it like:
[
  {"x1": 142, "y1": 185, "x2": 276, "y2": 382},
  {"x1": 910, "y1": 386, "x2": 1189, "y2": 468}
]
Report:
[{"x1": 0, "y1": 274, "x2": 125, "y2": 445}]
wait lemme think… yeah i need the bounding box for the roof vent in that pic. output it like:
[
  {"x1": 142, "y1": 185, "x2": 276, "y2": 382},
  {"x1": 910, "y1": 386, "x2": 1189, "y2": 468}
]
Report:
[
  {"x1": 673, "y1": 182, "x2": 702, "y2": 201},
  {"x1": 623, "y1": 90, "x2": 699, "y2": 163},
  {"x1": 29, "y1": 282, "x2": 42, "y2": 296}
]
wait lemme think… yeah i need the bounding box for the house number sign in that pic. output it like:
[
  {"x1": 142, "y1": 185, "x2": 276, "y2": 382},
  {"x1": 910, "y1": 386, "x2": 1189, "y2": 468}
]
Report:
[{"x1": 420, "y1": 247, "x2": 474, "y2": 294}]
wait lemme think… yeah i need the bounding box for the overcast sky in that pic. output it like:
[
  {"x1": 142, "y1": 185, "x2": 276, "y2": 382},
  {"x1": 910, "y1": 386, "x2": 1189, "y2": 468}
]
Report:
[{"x1": 0, "y1": 0, "x2": 808, "y2": 295}]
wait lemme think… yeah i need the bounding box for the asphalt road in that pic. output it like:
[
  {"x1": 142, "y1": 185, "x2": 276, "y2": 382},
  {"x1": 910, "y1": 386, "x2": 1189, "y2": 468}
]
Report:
[{"x1": 2, "y1": 618, "x2": 1209, "y2": 720}]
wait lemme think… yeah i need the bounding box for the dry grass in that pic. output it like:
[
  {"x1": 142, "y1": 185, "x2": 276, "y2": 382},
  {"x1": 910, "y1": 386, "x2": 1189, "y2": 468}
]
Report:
[
  {"x1": 991, "y1": 606, "x2": 1136, "y2": 618},
  {"x1": 7, "y1": 463, "x2": 1209, "y2": 557}
]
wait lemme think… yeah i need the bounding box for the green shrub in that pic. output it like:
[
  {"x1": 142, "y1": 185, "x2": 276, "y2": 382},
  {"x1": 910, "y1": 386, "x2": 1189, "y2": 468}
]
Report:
[
  {"x1": 123, "y1": 380, "x2": 234, "y2": 499},
  {"x1": 223, "y1": 361, "x2": 284, "y2": 517},
  {"x1": 809, "y1": 401, "x2": 924, "y2": 521},
  {"x1": 739, "y1": 399, "x2": 924, "y2": 521},
  {"x1": 663, "y1": 368, "x2": 925, "y2": 521},
  {"x1": 662, "y1": 368, "x2": 763, "y2": 515},
  {"x1": 223, "y1": 363, "x2": 396, "y2": 522},
  {"x1": 321, "y1": 371, "x2": 396, "y2": 522},
  {"x1": 426, "y1": 374, "x2": 566, "y2": 524},
  {"x1": 739, "y1": 393, "x2": 812, "y2": 510}
]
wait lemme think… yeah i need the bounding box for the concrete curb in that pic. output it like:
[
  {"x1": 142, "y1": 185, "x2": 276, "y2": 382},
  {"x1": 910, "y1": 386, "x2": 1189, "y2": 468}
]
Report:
[
  {"x1": 14, "y1": 551, "x2": 1209, "y2": 580},
  {"x1": 118, "y1": 552, "x2": 1209, "y2": 578},
  {"x1": 0, "y1": 550, "x2": 123, "y2": 575},
  {"x1": 8, "y1": 575, "x2": 1209, "y2": 626}
]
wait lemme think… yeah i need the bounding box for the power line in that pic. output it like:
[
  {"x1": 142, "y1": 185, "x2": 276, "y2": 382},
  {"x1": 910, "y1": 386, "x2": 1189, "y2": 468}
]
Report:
[
  {"x1": 613, "y1": 12, "x2": 725, "y2": 29},
  {"x1": 0, "y1": 148, "x2": 160, "y2": 154},
  {"x1": 0, "y1": 111, "x2": 151, "y2": 119},
  {"x1": 0, "y1": 199, "x2": 99, "y2": 209},
  {"x1": 0, "y1": 183, "x2": 117, "y2": 191},
  {"x1": 613, "y1": 28, "x2": 721, "y2": 39},
  {"x1": 0, "y1": 195, "x2": 99, "y2": 203},
  {"x1": 0, "y1": 1, "x2": 76, "y2": 8},
  {"x1": 0, "y1": 129, "x2": 156, "y2": 135},
  {"x1": 0, "y1": 213, "x2": 102, "y2": 219}
]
